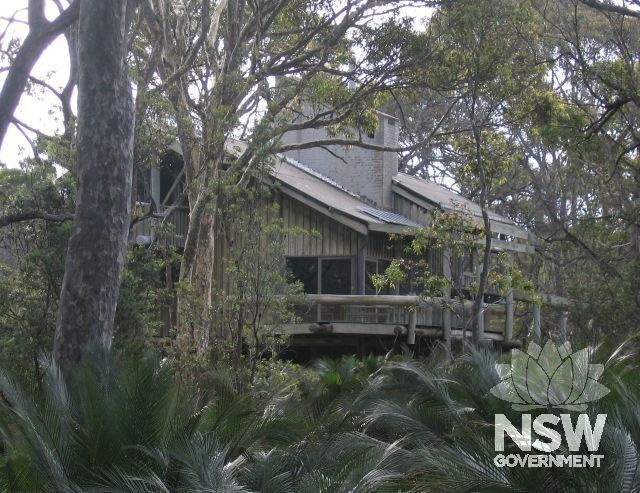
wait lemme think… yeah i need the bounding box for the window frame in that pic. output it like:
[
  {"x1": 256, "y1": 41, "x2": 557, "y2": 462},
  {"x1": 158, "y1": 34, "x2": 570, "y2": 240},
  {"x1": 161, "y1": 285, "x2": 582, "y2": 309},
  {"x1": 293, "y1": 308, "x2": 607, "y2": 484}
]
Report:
[
  {"x1": 286, "y1": 255, "x2": 355, "y2": 295},
  {"x1": 365, "y1": 257, "x2": 392, "y2": 295}
]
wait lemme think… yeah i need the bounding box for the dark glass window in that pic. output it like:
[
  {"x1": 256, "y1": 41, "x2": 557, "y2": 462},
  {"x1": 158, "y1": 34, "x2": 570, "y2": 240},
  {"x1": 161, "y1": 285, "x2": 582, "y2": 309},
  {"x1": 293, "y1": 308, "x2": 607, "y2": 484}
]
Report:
[
  {"x1": 400, "y1": 263, "x2": 422, "y2": 295},
  {"x1": 286, "y1": 257, "x2": 318, "y2": 294},
  {"x1": 464, "y1": 250, "x2": 474, "y2": 273},
  {"x1": 399, "y1": 269, "x2": 413, "y2": 295},
  {"x1": 429, "y1": 247, "x2": 443, "y2": 276},
  {"x1": 366, "y1": 259, "x2": 391, "y2": 295},
  {"x1": 365, "y1": 260, "x2": 377, "y2": 295},
  {"x1": 321, "y1": 259, "x2": 352, "y2": 294},
  {"x1": 378, "y1": 260, "x2": 391, "y2": 294}
]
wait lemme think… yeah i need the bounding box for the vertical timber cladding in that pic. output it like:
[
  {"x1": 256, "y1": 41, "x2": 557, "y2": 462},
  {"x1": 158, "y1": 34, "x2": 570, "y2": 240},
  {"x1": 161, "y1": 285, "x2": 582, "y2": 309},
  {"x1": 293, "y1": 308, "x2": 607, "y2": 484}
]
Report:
[
  {"x1": 280, "y1": 193, "x2": 360, "y2": 257},
  {"x1": 393, "y1": 193, "x2": 432, "y2": 227},
  {"x1": 213, "y1": 191, "x2": 279, "y2": 296},
  {"x1": 368, "y1": 231, "x2": 396, "y2": 260}
]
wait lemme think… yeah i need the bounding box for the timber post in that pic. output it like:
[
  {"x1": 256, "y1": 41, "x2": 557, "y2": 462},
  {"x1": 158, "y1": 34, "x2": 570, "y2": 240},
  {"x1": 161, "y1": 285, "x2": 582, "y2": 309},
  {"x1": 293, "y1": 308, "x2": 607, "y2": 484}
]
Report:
[
  {"x1": 407, "y1": 309, "x2": 417, "y2": 345},
  {"x1": 356, "y1": 234, "x2": 367, "y2": 295},
  {"x1": 533, "y1": 303, "x2": 541, "y2": 343},
  {"x1": 559, "y1": 309, "x2": 568, "y2": 343},
  {"x1": 505, "y1": 289, "x2": 514, "y2": 341}
]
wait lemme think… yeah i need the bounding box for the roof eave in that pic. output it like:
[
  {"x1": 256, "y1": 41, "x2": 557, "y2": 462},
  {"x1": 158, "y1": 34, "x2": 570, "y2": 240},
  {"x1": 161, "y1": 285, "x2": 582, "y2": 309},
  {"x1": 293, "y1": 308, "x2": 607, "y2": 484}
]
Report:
[{"x1": 391, "y1": 179, "x2": 531, "y2": 242}]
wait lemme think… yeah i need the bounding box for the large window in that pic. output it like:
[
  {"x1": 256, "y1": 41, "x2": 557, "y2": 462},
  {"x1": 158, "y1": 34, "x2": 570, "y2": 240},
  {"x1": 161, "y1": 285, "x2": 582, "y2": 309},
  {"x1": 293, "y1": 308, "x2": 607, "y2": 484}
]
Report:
[
  {"x1": 397, "y1": 247, "x2": 444, "y2": 295},
  {"x1": 286, "y1": 257, "x2": 353, "y2": 294},
  {"x1": 321, "y1": 259, "x2": 352, "y2": 294},
  {"x1": 286, "y1": 257, "x2": 318, "y2": 294},
  {"x1": 365, "y1": 259, "x2": 391, "y2": 295}
]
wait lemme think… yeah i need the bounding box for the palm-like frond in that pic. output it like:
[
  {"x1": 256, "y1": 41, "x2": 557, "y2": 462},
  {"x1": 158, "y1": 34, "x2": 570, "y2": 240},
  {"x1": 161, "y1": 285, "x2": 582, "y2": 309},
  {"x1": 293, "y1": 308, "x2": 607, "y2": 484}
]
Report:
[
  {"x1": 171, "y1": 432, "x2": 249, "y2": 492},
  {"x1": 1, "y1": 345, "x2": 640, "y2": 491}
]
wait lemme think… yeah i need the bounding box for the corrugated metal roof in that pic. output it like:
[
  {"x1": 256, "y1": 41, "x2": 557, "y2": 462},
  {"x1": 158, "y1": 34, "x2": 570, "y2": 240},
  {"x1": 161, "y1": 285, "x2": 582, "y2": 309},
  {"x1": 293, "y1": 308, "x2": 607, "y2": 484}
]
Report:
[
  {"x1": 358, "y1": 206, "x2": 421, "y2": 227},
  {"x1": 220, "y1": 139, "x2": 387, "y2": 228},
  {"x1": 222, "y1": 140, "x2": 515, "y2": 233},
  {"x1": 270, "y1": 157, "x2": 387, "y2": 226},
  {"x1": 392, "y1": 173, "x2": 513, "y2": 225}
]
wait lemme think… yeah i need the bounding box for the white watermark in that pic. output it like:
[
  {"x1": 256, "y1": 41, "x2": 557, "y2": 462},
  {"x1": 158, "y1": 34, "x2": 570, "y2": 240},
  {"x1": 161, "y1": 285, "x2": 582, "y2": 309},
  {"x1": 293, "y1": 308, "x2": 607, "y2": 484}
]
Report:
[{"x1": 489, "y1": 341, "x2": 610, "y2": 468}]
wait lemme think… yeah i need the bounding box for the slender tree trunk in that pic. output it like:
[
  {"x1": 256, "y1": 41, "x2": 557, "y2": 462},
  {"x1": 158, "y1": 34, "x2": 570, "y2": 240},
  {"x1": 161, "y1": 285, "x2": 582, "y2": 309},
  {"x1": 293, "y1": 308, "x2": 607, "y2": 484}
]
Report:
[
  {"x1": 471, "y1": 123, "x2": 491, "y2": 347},
  {"x1": 54, "y1": 0, "x2": 134, "y2": 371},
  {"x1": 632, "y1": 175, "x2": 640, "y2": 308},
  {"x1": 161, "y1": 84, "x2": 218, "y2": 356},
  {"x1": 472, "y1": 204, "x2": 492, "y2": 346},
  {"x1": 60, "y1": 20, "x2": 79, "y2": 141},
  {"x1": 0, "y1": 32, "x2": 53, "y2": 145},
  {"x1": 177, "y1": 193, "x2": 218, "y2": 356}
]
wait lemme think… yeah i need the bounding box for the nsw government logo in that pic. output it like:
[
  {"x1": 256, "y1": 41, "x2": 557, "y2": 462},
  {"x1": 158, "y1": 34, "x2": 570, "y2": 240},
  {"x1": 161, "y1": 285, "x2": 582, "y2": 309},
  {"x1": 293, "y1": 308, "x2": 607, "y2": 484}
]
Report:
[{"x1": 490, "y1": 341, "x2": 609, "y2": 468}]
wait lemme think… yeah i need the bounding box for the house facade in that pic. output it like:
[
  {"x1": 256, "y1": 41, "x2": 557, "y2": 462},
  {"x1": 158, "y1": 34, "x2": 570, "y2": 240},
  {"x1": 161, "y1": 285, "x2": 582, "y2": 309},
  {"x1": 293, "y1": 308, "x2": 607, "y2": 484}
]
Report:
[{"x1": 133, "y1": 112, "x2": 569, "y2": 358}]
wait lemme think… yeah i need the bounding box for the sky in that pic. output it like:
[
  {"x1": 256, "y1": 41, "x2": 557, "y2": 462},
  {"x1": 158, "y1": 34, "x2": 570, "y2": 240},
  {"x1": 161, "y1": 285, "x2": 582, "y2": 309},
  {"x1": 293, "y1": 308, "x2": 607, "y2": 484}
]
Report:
[
  {"x1": 0, "y1": 1, "x2": 430, "y2": 169},
  {"x1": 0, "y1": 1, "x2": 74, "y2": 168}
]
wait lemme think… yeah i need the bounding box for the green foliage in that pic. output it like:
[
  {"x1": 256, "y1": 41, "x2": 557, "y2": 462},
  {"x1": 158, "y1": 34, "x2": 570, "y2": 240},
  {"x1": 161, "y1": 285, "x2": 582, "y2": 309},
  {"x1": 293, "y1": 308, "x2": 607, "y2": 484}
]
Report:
[
  {"x1": 0, "y1": 162, "x2": 73, "y2": 379},
  {"x1": 0, "y1": 161, "x2": 180, "y2": 375},
  {"x1": 1, "y1": 344, "x2": 639, "y2": 491},
  {"x1": 114, "y1": 246, "x2": 179, "y2": 355},
  {"x1": 372, "y1": 210, "x2": 486, "y2": 298},
  {"x1": 180, "y1": 166, "x2": 305, "y2": 382}
]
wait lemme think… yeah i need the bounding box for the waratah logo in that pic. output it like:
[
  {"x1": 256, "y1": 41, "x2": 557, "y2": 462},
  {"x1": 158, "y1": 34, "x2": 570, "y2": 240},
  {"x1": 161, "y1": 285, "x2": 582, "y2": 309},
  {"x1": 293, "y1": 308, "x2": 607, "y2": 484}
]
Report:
[{"x1": 490, "y1": 341, "x2": 609, "y2": 411}]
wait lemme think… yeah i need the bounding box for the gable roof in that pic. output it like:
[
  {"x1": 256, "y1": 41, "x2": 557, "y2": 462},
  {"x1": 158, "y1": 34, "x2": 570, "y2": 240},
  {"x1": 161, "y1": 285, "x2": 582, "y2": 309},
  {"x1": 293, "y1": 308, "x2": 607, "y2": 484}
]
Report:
[
  {"x1": 271, "y1": 157, "x2": 419, "y2": 234},
  {"x1": 223, "y1": 138, "x2": 416, "y2": 234},
  {"x1": 195, "y1": 139, "x2": 530, "y2": 243},
  {"x1": 271, "y1": 157, "x2": 386, "y2": 232},
  {"x1": 392, "y1": 173, "x2": 512, "y2": 225},
  {"x1": 392, "y1": 173, "x2": 532, "y2": 245}
]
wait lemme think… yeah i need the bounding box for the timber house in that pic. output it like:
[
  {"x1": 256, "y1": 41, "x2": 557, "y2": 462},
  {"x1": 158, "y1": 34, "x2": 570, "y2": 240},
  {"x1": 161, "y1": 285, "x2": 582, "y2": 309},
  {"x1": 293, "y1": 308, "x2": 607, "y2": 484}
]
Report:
[{"x1": 133, "y1": 111, "x2": 570, "y2": 359}]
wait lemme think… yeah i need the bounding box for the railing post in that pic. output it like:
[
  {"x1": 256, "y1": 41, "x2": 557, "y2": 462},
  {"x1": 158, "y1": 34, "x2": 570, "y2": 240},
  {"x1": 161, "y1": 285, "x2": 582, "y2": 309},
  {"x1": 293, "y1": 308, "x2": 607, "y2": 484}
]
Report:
[
  {"x1": 505, "y1": 289, "x2": 514, "y2": 341},
  {"x1": 356, "y1": 234, "x2": 367, "y2": 295},
  {"x1": 442, "y1": 304, "x2": 451, "y2": 353},
  {"x1": 478, "y1": 303, "x2": 485, "y2": 341},
  {"x1": 559, "y1": 309, "x2": 568, "y2": 343},
  {"x1": 407, "y1": 308, "x2": 416, "y2": 345},
  {"x1": 533, "y1": 303, "x2": 541, "y2": 344},
  {"x1": 425, "y1": 304, "x2": 433, "y2": 326}
]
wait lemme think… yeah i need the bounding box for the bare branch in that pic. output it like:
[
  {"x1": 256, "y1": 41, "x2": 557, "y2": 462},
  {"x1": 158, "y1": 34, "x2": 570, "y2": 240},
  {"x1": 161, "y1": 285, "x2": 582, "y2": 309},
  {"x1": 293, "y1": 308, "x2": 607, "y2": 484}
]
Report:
[
  {"x1": 579, "y1": 0, "x2": 640, "y2": 19},
  {"x1": 0, "y1": 0, "x2": 79, "y2": 148},
  {"x1": 0, "y1": 210, "x2": 73, "y2": 228},
  {"x1": 11, "y1": 118, "x2": 42, "y2": 162}
]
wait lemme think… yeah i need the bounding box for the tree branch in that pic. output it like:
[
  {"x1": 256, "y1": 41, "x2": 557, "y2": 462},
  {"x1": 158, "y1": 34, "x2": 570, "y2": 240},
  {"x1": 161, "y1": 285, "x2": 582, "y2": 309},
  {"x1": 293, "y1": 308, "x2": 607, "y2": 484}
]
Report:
[
  {"x1": 579, "y1": 0, "x2": 640, "y2": 19},
  {"x1": 0, "y1": 210, "x2": 73, "y2": 228},
  {"x1": 0, "y1": 1, "x2": 79, "y2": 148}
]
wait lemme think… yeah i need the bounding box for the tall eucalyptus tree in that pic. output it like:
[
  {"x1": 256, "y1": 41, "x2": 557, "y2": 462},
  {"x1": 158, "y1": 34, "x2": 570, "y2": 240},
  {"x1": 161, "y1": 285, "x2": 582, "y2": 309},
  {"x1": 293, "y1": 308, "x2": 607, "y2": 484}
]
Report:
[{"x1": 53, "y1": 0, "x2": 136, "y2": 370}]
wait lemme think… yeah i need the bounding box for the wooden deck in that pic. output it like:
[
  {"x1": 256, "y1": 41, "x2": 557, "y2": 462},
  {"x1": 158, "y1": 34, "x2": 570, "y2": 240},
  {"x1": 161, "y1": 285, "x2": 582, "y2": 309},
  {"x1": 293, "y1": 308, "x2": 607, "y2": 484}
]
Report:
[
  {"x1": 281, "y1": 293, "x2": 570, "y2": 347},
  {"x1": 283, "y1": 294, "x2": 514, "y2": 345},
  {"x1": 127, "y1": 200, "x2": 570, "y2": 348}
]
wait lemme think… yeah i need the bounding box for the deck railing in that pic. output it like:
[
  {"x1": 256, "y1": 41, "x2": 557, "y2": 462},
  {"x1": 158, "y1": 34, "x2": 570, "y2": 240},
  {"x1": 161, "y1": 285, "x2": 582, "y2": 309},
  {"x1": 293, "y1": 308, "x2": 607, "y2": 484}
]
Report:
[
  {"x1": 284, "y1": 291, "x2": 571, "y2": 345},
  {"x1": 285, "y1": 294, "x2": 510, "y2": 343}
]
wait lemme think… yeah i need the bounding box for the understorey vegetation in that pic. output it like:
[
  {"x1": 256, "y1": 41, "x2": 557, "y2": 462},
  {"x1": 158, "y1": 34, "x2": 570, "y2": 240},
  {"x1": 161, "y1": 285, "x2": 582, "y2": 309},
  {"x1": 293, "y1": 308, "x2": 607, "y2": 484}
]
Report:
[{"x1": 0, "y1": 346, "x2": 638, "y2": 492}]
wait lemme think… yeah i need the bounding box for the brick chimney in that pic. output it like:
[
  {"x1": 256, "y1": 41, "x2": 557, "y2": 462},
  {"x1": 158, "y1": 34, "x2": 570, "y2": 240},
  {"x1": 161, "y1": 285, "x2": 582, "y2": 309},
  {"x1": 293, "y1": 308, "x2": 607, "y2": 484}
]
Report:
[{"x1": 280, "y1": 111, "x2": 399, "y2": 209}]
